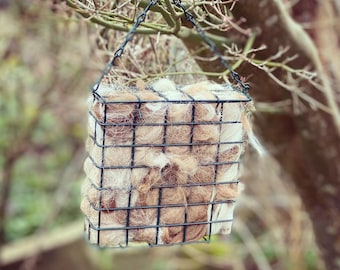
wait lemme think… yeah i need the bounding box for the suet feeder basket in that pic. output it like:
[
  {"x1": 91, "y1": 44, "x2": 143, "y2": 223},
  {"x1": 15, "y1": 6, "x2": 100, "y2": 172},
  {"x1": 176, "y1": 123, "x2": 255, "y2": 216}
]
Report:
[{"x1": 80, "y1": 0, "x2": 259, "y2": 248}]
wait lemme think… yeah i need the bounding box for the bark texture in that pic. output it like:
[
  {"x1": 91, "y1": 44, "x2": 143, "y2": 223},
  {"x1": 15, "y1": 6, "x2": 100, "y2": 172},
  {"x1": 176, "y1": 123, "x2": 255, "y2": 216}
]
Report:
[{"x1": 182, "y1": 1, "x2": 340, "y2": 269}]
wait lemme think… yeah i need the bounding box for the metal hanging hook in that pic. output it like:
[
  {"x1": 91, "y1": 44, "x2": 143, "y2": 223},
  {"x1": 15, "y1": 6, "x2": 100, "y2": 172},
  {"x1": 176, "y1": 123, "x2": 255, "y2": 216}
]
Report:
[
  {"x1": 92, "y1": 0, "x2": 159, "y2": 93},
  {"x1": 172, "y1": 0, "x2": 250, "y2": 95},
  {"x1": 92, "y1": 0, "x2": 250, "y2": 96}
]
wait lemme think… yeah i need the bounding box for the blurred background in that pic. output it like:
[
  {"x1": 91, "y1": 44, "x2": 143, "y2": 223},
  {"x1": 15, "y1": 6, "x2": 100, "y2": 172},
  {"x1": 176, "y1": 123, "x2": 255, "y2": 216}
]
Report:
[{"x1": 1, "y1": 0, "x2": 338, "y2": 269}]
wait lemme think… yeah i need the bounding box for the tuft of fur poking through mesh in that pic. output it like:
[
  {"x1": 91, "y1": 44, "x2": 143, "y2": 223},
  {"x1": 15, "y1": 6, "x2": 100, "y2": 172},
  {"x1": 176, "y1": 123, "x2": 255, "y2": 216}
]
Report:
[{"x1": 81, "y1": 79, "x2": 263, "y2": 247}]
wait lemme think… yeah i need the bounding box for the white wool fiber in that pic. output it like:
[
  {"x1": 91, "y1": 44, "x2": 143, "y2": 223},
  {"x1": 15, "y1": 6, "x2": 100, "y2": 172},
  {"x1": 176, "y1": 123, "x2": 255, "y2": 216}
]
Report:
[{"x1": 82, "y1": 79, "x2": 263, "y2": 246}]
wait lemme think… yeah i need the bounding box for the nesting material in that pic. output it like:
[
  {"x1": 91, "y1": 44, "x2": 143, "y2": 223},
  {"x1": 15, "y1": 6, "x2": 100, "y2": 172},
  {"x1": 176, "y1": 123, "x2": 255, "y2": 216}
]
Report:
[{"x1": 81, "y1": 79, "x2": 260, "y2": 247}]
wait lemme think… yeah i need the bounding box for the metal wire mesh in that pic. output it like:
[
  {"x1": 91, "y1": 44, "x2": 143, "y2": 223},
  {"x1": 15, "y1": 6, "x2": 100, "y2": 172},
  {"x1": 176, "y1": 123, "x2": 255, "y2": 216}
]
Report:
[
  {"x1": 78, "y1": 0, "x2": 253, "y2": 248},
  {"x1": 81, "y1": 80, "x2": 251, "y2": 247}
]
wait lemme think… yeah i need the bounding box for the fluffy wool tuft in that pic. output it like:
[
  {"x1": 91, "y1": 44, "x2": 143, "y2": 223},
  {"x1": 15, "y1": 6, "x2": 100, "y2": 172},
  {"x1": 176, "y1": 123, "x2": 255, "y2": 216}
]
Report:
[{"x1": 81, "y1": 79, "x2": 263, "y2": 246}]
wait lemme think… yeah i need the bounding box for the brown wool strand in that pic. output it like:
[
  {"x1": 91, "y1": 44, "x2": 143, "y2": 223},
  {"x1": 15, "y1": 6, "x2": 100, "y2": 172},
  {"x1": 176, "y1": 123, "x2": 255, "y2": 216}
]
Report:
[{"x1": 81, "y1": 79, "x2": 262, "y2": 246}]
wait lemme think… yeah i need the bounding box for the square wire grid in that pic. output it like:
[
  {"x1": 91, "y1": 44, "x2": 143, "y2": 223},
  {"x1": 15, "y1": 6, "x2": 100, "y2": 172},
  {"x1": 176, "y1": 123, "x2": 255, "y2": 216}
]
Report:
[{"x1": 81, "y1": 83, "x2": 251, "y2": 247}]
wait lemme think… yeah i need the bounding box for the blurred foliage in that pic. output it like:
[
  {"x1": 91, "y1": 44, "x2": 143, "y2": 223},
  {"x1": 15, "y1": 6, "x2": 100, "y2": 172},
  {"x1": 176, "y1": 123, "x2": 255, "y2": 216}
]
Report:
[
  {"x1": 0, "y1": 0, "x2": 92, "y2": 242},
  {"x1": 0, "y1": 1, "x2": 324, "y2": 270}
]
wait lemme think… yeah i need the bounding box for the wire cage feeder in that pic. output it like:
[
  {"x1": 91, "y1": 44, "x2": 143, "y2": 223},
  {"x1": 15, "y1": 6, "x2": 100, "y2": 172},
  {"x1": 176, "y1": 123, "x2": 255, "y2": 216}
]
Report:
[{"x1": 80, "y1": 0, "x2": 256, "y2": 248}]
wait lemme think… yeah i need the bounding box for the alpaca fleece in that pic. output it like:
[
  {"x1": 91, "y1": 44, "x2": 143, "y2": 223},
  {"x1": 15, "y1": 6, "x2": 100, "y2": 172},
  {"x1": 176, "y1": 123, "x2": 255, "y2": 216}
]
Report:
[{"x1": 81, "y1": 79, "x2": 259, "y2": 247}]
